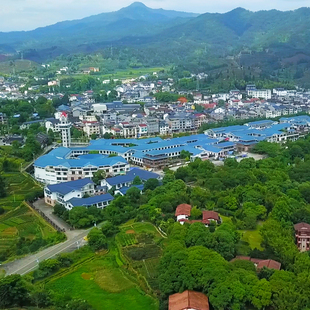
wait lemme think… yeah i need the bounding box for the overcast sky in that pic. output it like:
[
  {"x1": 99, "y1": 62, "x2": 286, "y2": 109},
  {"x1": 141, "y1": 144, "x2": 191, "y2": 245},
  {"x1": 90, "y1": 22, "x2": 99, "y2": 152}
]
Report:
[{"x1": 1, "y1": 0, "x2": 309, "y2": 32}]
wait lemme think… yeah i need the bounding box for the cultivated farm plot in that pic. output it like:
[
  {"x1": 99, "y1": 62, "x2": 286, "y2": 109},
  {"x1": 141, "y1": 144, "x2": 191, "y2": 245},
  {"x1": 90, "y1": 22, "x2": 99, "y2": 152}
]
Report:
[
  {"x1": 46, "y1": 254, "x2": 158, "y2": 310},
  {"x1": 0, "y1": 204, "x2": 56, "y2": 254},
  {"x1": 0, "y1": 172, "x2": 42, "y2": 210},
  {"x1": 116, "y1": 232, "x2": 137, "y2": 247}
]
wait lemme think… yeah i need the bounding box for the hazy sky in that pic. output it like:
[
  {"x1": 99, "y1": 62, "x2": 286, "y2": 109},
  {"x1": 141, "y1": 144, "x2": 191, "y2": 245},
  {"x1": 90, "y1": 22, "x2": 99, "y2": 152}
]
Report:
[{"x1": 1, "y1": 0, "x2": 309, "y2": 32}]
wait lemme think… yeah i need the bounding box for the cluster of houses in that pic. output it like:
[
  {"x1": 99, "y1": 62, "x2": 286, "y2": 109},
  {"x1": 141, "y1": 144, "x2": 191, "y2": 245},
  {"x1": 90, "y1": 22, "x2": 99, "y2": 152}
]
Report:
[{"x1": 175, "y1": 204, "x2": 222, "y2": 226}]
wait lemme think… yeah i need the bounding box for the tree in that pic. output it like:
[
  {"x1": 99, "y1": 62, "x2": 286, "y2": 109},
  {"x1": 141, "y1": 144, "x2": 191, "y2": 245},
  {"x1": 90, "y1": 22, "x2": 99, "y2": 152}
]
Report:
[
  {"x1": 190, "y1": 206, "x2": 202, "y2": 220},
  {"x1": 103, "y1": 132, "x2": 113, "y2": 139},
  {"x1": 180, "y1": 150, "x2": 191, "y2": 159},
  {"x1": 101, "y1": 221, "x2": 119, "y2": 237},
  {"x1": 90, "y1": 133, "x2": 98, "y2": 140},
  {"x1": 162, "y1": 172, "x2": 175, "y2": 185},
  {"x1": 92, "y1": 170, "x2": 106, "y2": 185},
  {"x1": 251, "y1": 279, "x2": 272, "y2": 309},
  {"x1": 69, "y1": 207, "x2": 92, "y2": 228},
  {"x1": 143, "y1": 178, "x2": 160, "y2": 191},
  {"x1": 31, "y1": 288, "x2": 51, "y2": 308},
  {"x1": 0, "y1": 175, "x2": 6, "y2": 198},
  {"x1": 132, "y1": 176, "x2": 142, "y2": 185},
  {"x1": 87, "y1": 228, "x2": 107, "y2": 251},
  {"x1": 0, "y1": 274, "x2": 29, "y2": 308},
  {"x1": 126, "y1": 186, "x2": 141, "y2": 203}
]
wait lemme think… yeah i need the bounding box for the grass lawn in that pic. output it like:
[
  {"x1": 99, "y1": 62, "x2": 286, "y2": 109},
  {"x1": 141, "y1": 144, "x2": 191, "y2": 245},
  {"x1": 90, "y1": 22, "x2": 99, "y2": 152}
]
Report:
[
  {"x1": 220, "y1": 214, "x2": 264, "y2": 253},
  {"x1": 220, "y1": 214, "x2": 233, "y2": 224},
  {"x1": 46, "y1": 254, "x2": 158, "y2": 310},
  {"x1": 239, "y1": 228, "x2": 264, "y2": 251}
]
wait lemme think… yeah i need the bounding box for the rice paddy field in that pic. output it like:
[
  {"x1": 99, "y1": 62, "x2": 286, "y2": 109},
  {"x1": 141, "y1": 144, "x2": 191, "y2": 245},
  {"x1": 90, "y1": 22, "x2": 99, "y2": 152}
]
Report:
[{"x1": 0, "y1": 172, "x2": 58, "y2": 260}]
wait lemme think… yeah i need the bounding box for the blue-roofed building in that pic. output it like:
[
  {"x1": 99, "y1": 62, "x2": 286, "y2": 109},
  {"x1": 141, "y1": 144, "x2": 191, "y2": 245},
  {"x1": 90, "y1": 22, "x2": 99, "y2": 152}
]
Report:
[
  {"x1": 115, "y1": 184, "x2": 144, "y2": 196},
  {"x1": 101, "y1": 168, "x2": 160, "y2": 190},
  {"x1": 34, "y1": 114, "x2": 310, "y2": 180},
  {"x1": 245, "y1": 120, "x2": 275, "y2": 129},
  {"x1": 34, "y1": 147, "x2": 130, "y2": 184},
  {"x1": 44, "y1": 178, "x2": 95, "y2": 206},
  {"x1": 66, "y1": 193, "x2": 114, "y2": 210}
]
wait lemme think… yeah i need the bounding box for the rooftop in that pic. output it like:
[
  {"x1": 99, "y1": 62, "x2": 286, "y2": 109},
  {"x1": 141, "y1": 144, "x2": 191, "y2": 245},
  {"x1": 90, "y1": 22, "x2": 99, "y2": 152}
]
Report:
[
  {"x1": 169, "y1": 290, "x2": 210, "y2": 310},
  {"x1": 68, "y1": 193, "x2": 114, "y2": 207}
]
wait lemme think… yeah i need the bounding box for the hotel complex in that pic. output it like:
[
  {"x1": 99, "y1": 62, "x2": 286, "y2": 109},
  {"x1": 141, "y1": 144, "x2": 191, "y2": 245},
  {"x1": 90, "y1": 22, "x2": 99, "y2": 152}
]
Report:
[{"x1": 34, "y1": 115, "x2": 310, "y2": 184}]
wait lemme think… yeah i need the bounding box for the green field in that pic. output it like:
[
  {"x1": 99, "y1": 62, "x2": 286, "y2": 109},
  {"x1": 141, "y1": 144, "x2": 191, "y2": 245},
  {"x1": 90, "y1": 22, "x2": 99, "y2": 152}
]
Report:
[
  {"x1": 46, "y1": 252, "x2": 158, "y2": 310},
  {"x1": 0, "y1": 59, "x2": 38, "y2": 74},
  {"x1": 0, "y1": 204, "x2": 57, "y2": 255},
  {"x1": 0, "y1": 172, "x2": 59, "y2": 261},
  {"x1": 240, "y1": 228, "x2": 264, "y2": 251},
  {"x1": 0, "y1": 172, "x2": 42, "y2": 210},
  {"x1": 65, "y1": 67, "x2": 167, "y2": 81},
  {"x1": 117, "y1": 222, "x2": 163, "y2": 291}
]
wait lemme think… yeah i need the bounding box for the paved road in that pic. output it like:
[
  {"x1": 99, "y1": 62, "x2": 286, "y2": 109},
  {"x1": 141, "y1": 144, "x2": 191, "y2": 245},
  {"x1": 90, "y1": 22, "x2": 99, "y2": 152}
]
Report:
[{"x1": 2, "y1": 229, "x2": 90, "y2": 276}]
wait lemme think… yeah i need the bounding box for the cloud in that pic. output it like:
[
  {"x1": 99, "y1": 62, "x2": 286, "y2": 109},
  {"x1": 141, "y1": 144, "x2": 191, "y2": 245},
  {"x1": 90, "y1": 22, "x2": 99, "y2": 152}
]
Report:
[{"x1": 0, "y1": 0, "x2": 309, "y2": 31}]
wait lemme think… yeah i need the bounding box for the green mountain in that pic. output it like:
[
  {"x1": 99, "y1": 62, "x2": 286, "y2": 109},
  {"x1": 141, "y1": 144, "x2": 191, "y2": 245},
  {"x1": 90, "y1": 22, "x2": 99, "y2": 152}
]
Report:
[
  {"x1": 2, "y1": 4, "x2": 310, "y2": 86},
  {"x1": 0, "y1": 2, "x2": 198, "y2": 53}
]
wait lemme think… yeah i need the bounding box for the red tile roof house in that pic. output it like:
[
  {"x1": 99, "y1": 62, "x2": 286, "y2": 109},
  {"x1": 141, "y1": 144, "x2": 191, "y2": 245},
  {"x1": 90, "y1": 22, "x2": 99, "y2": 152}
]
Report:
[
  {"x1": 202, "y1": 210, "x2": 222, "y2": 225},
  {"x1": 169, "y1": 290, "x2": 210, "y2": 310},
  {"x1": 175, "y1": 204, "x2": 192, "y2": 224},
  {"x1": 175, "y1": 205, "x2": 221, "y2": 227},
  {"x1": 231, "y1": 256, "x2": 281, "y2": 270},
  {"x1": 294, "y1": 222, "x2": 310, "y2": 252}
]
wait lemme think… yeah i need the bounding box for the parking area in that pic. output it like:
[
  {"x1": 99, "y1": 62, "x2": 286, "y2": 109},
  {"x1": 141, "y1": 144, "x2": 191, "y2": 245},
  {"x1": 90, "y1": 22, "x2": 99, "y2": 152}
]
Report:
[{"x1": 33, "y1": 199, "x2": 72, "y2": 231}]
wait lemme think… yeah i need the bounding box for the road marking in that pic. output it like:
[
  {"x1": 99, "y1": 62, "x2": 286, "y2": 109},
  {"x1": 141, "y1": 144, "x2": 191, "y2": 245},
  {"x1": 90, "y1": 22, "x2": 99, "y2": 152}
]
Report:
[
  {"x1": 12, "y1": 233, "x2": 88, "y2": 275},
  {"x1": 19, "y1": 238, "x2": 85, "y2": 276}
]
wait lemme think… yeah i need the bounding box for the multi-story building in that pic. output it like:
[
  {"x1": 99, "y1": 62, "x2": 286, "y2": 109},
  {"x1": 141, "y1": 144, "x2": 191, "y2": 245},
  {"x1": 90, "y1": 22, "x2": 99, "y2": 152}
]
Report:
[
  {"x1": 248, "y1": 89, "x2": 272, "y2": 100},
  {"x1": 34, "y1": 147, "x2": 130, "y2": 184},
  {"x1": 58, "y1": 112, "x2": 72, "y2": 147},
  {"x1": 294, "y1": 222, "x2": 310, "y2": 252},
  {"x1": 44, "y1": 178, "x2": 95, "y2": 206},
  {"x1": 146, "y1": 118, "x2": 160, "y2": 135},
  {"x1": 82, "y1": 121, "x2": 101, "y2": 137}
]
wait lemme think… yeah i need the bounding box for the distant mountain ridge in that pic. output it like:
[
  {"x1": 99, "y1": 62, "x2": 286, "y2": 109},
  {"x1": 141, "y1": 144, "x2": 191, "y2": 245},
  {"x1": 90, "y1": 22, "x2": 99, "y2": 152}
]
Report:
[
  {"x1": 0, "y1": 2, "x2": 199, "y2": 52},
  {"x1": 1, "y1": 2, "x2": 310, "y2": 84}
]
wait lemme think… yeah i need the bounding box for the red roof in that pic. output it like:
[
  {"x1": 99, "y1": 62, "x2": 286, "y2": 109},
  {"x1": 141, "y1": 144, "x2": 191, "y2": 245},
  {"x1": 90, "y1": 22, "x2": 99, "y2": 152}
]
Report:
[
  {"x1": 178, "y1": 97, "x2": 188, "y2": 104},
  {"x1": 257, "y1": 259, "x2": 281, "y2": 270},
  {"x1": 175, "y1": 204, "x2": 191, "y2": 217},
  {"x1": 202, "y1": 211, "x2": 220, "y2": 222},
  {"x1": 60, "y1": 112, "x2": 67, "y2": 118},
  {"x1": 169, "y1": 290, "x2": 209, "y2": 310},
  {"x1": 139, "y1": 124, "x2": 147, "y2": 127},
  {"x1": 231, "y1": 256, "x2": 281, "y2": 270},
  {"x1": 294, "y1": 222, "x2": 310, "y2": 232}
]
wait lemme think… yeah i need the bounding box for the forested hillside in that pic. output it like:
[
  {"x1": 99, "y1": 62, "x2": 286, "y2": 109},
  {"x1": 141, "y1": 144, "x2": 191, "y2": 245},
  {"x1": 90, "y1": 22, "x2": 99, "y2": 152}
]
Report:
[{"x1": 2, "y1": 4, "x2": 310, "y2": 86}]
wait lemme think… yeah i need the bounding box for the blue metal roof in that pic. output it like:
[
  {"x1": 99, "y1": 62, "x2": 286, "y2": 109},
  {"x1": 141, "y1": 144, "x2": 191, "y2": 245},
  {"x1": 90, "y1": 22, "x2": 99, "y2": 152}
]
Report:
[
  {"x1": 118, "y1": 184, "x2": 144, "y2": 195},
  {"x1": 247, "y1": 120, "x2": 274, "y2": 126},
  {"x1": 68, "y1": 193, "x2": 114, "y2": 207},
  {"x1": 106, "y1": 168, "x2": 159, "y2": 186},
  {"x1": 46, "y1": 178, "x2": 94, "y2": 195},
  {"x1": 35, "y1": 153, "x2": 127, "y2": 169}
]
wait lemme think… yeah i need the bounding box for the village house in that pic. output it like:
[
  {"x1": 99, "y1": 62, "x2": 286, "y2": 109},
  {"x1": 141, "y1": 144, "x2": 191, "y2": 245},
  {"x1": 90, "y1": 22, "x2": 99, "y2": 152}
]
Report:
[
  {"x1": 231, "y1": 256, "x2": 281, "y2": 270},
  {"x1": 294, "y1": 222, "x2": 310, "y2": 252},
  {"x1": 175, "y1": 204, "x2": 221, "y2": 226},
  {"x1": 169, "y1": 290, "x2": 210, "y2": 310}
]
